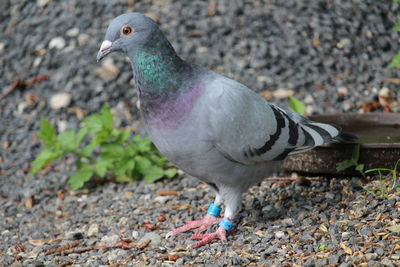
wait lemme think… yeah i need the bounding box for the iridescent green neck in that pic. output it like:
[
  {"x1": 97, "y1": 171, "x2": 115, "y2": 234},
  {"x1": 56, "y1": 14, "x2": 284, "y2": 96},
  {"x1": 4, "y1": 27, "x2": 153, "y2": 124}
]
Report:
[{"x1": 130, "y1": 45, "x2": 187, "y2": 96}]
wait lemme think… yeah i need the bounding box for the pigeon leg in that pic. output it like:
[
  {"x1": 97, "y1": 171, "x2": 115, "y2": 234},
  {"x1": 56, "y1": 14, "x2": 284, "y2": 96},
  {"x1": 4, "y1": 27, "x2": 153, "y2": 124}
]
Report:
[{"x1": 190, "y1": 190, "x2": 240, "y2": 248}]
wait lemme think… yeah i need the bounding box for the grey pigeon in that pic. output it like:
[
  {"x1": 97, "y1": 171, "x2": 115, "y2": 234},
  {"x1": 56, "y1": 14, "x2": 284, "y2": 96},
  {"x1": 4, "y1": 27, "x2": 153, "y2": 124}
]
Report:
[{"x1": 97, "y1": 13, "x2": 355, "y2": 248}]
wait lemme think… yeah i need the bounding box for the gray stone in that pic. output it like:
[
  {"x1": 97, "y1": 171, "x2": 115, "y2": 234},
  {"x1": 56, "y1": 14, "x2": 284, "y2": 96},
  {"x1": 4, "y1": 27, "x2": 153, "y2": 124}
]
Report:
[
  {"x1": 100, "y1": 234, "x2": 119, "y2": 245},
  {"x1": 138, "y1": 232, "x2": 161, "y2": 248}
]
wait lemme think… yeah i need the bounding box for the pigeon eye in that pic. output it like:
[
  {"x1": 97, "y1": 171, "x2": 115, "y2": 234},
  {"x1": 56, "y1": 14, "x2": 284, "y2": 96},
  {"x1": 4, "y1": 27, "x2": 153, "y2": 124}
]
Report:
[{"x1": 121, "y1": 25, "x2": 133, "y2": 36}]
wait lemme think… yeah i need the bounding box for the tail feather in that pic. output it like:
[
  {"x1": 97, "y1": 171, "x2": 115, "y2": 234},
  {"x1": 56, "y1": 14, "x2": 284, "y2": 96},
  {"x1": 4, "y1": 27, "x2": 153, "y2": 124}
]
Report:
[
  {"x1": 282, "y1": 109, "x2": 357, "y2": 155},
  {"x1": 301, "y1": 121, "x2": 356, "y2": 145},
  {"x1": 332, "y1": 131, "x2": 357, "y2": 142},
  {"x1": 276, "y1": 107, "x2": 357, "y2": 155}
]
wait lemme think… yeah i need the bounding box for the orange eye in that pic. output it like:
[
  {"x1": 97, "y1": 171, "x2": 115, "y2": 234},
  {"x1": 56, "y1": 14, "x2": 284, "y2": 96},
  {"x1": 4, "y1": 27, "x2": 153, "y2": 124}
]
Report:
[{"x1": 121, "y1": 25, "x2": 133, "y2": 36}]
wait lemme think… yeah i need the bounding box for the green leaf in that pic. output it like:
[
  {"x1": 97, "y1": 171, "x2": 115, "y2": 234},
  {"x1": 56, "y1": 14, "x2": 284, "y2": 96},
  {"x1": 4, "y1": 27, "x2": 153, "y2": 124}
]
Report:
[
  {"x1": 100, "y1": 105, "x2": 113, "y2": 130},
  {"x1": 164, "y1": 168, "x2": 177, "y2": 178},
  {"x1": 365, "y1": 168, "x2": 392, "y2": 174},
  {"x1": 80, "y1": 142, "x2": 96, "y2": 158},
  {"x1": 355, "y1": 163, "x2": 364, "y2": 172},
  {"x1": 76, "y1": 127, "x2": 89, "y2": 147},
  {"x1": 116, "y1": 159, "x2": 135, "y2": 174},
  {"x1": 94, "y1": 160, "x2": 111, "y2": 177},
  {"x1": 134, "y1": 156, "x2": 152, "y2": 174},
  {"x1": 136, "y1": 137, "x2": 152, "y2": 153},
  {"x1": 351, "y1": 144, "x2": 360, "y2": 162},
  {"x1": 100, "y1": 142, "x2": 125, "y2": 158},
  {"x1": 389, "y1": 51, "x2": 400, "y2": 68},
  {"x1": 143, "y1": 165, "x2": 164, "y2": 183},
  {"x1": 288, "y1": 96, "x2": 306, "y2": 115},
  {"x1": 30, "y1": 149, "x2": 61, "y2": 175},
  {"x1": 37, "y1": 117, "x2": 57, "y2": 147},
  {"x1": 115, "y1": 174, "x2": 132, "y2": 182},
  {"x1": 83, "y1": 114, "x2": 104, "y2": 133},
  {"x1": 92, "y1": 131, "x2": 112, "y2": 146},
  {"x1": 319, "y1": 245, "x2": 327, "y2": 251},
  {"x1": 68, "y1": 169, "x2": 93, "y2": 190},
  {"x1": 336, "y1": 160, "x2": 355, "y2": 172},
  {"x1": 76, "y1": 161, "x2": 92, "y2": 171},
  {"x1": 117, "y1": 130, "x2": 131, "y2": 143},
  {"x1": 150, "y1": 154, "x2": 167, "y2": 166},
  {"x1": 57, "y1": 130, "x2": 76, "y2": 152}
]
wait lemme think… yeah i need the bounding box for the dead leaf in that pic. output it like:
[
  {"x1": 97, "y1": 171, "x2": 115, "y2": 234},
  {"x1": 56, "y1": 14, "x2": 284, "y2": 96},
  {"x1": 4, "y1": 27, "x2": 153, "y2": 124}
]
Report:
[
  {"x1": 156, "y1": 190, "x2": 178, "y2": 196},
  {"x1": 29, "y1": 239, "x2": 47, "y2": 246},
  {"x1": 15, "y1": 244, "x2": 25, "y2": 253},
  {"x1": 57, "y1": 191, "x2": 65, "y2": 200},
  {"x1": 340, "y1": 242, "x2": 352, "y2": 255},
  {"x1": 171, "y1": 204, "x2": 192, "y2": 210},
  {"x1": 168, "y1": 254, "x2": 180, "y2": 261},
  {"x1": 386, "y1": 78, "x2": 400, "y2": 84},
  {"x1": 362, "y1": 101, "x2": 380, "y2": 113},
  {"x1": 137, "y1": 240, "x2": 151, "y2": 249},
  {"x1": 319, "y1": 224, "x2": 328, "y2": 233},
  {"x1": 36, "y1": 48, "x2": 47, "y2": 55},
  {"x1": 387, "y1": 225, "x2": 400, "y2": 233},
  {"x1": 2, "y1": 141, "x2": 11, "y2": 149},
  {"x1": 207, "y1": 0, "x2": 217, "y2": 17},
  {"x1": 157, "y1": 214, "x2": 166, "y2": 222},
  {"x1": 144, "y1": 12, "x2": 160, "y2": 23},
  {"x1": 312, "y1": 35, "x2": 321, "y2": 47},
  {"x1": 272, "y1": 88, "x2": 294, "y2": 99},
  {"x1": 143, "y1": 222, "x2": 156, "y2": 230},
  {"x1": 67, "y1": 107, "x2": 86, "y2": 119},
  {"x1": 259, "y1": 90, "x2": 272, "y2": 101},
  {"x1": 24, "y1": 196, "x2": 35, "y2": 208}
]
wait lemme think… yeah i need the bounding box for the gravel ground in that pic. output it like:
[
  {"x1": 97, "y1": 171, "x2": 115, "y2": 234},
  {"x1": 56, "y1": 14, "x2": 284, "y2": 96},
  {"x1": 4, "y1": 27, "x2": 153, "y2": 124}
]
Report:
[{"x1": 1, "y1": 0, "x2": 400, "y2": 266}]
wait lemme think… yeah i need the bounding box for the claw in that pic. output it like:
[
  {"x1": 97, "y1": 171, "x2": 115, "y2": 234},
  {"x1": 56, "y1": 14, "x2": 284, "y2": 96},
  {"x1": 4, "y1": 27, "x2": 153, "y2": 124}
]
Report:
[{"x1": 165, "y1": 232, "x2": 172, "y2": 239}]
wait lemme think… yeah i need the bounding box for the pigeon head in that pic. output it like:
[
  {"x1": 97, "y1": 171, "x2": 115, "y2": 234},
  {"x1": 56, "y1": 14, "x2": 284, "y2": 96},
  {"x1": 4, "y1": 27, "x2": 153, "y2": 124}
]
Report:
[
  {"x1": 97, "y1": 12, "x2": 191, "y2": 98},
  {"x1": 97, "y1": 13, "x2": 164, "y2": 62}
]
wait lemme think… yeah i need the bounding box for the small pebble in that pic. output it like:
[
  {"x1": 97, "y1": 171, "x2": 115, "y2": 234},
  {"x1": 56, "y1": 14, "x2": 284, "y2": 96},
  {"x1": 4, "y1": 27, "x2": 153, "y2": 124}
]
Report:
[
  {"x1": 50, "y1": 92, "x2": 71, "y2": 109},
  {"x1": 66, "y1": 28, "x2": 79, "y2": 37},
  {"x1": 87, "y1": 224, "x2": 99, "y2": 237},
  {"x1": 49, "y1": 37, "x2": 66, "y2": 50}
]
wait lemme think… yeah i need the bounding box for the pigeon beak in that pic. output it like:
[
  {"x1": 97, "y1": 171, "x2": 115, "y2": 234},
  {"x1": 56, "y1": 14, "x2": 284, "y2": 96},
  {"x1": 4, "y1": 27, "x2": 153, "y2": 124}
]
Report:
[{"x1": 97, "y1": 40, "x2": 113, "y2": 62}]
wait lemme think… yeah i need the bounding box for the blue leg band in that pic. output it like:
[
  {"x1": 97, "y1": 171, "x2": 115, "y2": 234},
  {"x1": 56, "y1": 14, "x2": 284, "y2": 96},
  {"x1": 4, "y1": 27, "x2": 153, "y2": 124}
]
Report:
[
  {"x1": 207, "y1": 203, "x2": 222, "y2": 217},
  {"x1": 219, "y1": 218, "x2": 234, "y2": 231}
]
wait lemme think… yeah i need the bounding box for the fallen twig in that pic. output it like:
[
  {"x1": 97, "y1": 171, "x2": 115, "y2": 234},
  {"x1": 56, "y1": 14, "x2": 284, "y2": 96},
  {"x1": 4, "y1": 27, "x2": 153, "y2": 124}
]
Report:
[
  {"x1": 45, "y1": 240, "x2": 137, "y2": 256},
  {"x1": 44, "y1": 240, "x2": 81, "y2": 255},
  {"x1": 0, "y1": 75, "x2": 48, "y2": 101}
]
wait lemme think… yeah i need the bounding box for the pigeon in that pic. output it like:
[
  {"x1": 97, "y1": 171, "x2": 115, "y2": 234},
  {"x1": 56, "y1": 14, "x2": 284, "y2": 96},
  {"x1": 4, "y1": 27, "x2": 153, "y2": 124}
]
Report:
[{"x1": 97, "y1": 13, "x2": 355, "y2": 248}]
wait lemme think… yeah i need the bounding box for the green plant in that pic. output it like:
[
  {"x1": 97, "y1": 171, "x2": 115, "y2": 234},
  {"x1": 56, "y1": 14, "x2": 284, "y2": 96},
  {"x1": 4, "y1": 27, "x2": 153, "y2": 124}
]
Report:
[
  {"x1": 364, "y1": 159, "x2": 400, "y2": 198},
  {"x1": 336, "y1": 144, "x2": 365, "y2": 176},
  {"x1": 288, "y1": 95, "x2": 306, "y2": 115},
  {"x1": 31, "y1": 106, "x2": 176, "y2": 189},
  {"x1": 389, "y1": 0, "x2": 400, "y2": 67}
]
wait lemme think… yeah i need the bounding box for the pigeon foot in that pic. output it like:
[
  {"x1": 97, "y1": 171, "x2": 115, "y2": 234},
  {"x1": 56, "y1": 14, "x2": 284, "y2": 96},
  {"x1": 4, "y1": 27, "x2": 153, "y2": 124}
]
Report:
[
  {"x1": 166, "y1": 214, "x2": 221, "y2": 239},
  {"x1": 191, "y1": 226, "x2": 227, "y2": 248}
]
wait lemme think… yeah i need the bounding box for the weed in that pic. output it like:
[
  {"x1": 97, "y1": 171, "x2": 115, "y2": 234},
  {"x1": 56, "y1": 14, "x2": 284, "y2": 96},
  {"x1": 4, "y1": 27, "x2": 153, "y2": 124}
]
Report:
[{"x1": 31, "y1": 106, "x2": 176, "y2": 189}]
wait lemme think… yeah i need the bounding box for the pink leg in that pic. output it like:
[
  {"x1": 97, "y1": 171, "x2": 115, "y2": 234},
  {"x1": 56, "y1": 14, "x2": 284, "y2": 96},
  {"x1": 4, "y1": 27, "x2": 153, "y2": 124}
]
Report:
[
  {"x1": 166, "y1": 214, "x2": 221, "y2": 238},
  {"x1": 191, "y1": 226, "x2": 229, "y2": 248}
]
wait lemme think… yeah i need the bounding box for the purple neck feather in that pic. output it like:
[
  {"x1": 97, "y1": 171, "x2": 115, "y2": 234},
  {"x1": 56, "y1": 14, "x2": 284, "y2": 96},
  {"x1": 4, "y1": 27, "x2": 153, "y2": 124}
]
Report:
[{"x1": 140, "y1": 82, "x2": 204, "y2": 129}]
